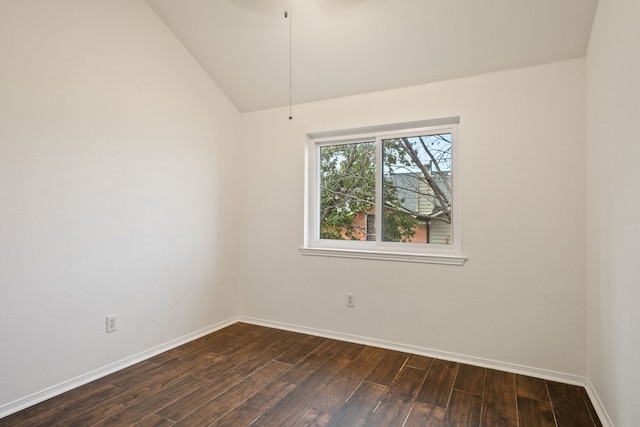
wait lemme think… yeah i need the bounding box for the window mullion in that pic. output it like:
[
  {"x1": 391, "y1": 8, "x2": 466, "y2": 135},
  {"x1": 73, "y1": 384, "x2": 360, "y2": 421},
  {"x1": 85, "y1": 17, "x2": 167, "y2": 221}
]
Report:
[
  {"x1": 313, "y1": 144, "x2": 321, "y2": 242},
  {"x1": 375, "y1": 136, "x2": 383, "y2": 244}
]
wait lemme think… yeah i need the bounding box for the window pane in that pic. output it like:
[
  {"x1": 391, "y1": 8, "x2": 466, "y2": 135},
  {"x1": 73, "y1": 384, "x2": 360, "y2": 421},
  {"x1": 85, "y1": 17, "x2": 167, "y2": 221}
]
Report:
[
  {"x1": 382, "y1": 134, "x2": 452, "y2": 244},
  {"x1": 319, "y1": 141, "x2": 375, "y2": 240}
]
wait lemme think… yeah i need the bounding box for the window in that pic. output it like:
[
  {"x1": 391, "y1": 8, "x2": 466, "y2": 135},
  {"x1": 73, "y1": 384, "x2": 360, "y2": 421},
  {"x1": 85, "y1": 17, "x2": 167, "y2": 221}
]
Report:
[{"x1": 301, "y1": 118, "x2": 465, "y2": 265}]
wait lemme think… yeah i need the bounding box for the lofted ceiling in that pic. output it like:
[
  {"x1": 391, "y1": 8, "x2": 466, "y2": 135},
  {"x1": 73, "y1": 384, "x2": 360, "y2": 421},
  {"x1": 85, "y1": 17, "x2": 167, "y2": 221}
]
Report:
[{"x1": 146, "y1": 0, "x2": 599, "y2": 113}]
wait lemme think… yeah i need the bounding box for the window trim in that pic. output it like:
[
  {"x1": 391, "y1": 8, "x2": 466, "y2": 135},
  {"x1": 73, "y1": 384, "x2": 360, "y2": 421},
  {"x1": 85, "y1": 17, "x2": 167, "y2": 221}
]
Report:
[{"x1": 301, "y1": 118, "x2": 466, "y2": 266}]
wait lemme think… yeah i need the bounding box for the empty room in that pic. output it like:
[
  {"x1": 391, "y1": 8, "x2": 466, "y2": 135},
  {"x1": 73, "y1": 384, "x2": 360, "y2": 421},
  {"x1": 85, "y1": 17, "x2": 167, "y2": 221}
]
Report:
[{"x1": 0, "y1": 0, "x2": 638, "y2": 426}]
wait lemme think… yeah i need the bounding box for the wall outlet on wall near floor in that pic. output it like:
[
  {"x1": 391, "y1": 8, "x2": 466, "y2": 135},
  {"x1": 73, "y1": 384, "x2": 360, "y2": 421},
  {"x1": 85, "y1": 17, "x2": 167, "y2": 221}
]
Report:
[
  {"x1": 346, "y1": 293, "x2": 355, "y2": 308},
  {"x1": 106, "y1": 314, "x2": 117, "y2": 333}
]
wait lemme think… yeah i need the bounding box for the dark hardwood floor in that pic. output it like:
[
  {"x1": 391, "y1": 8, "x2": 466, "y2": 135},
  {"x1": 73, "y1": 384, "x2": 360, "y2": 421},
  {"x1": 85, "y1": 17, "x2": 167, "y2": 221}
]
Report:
[{"x1": 0, "y1": 323, "x2": 602, "y2": 426}]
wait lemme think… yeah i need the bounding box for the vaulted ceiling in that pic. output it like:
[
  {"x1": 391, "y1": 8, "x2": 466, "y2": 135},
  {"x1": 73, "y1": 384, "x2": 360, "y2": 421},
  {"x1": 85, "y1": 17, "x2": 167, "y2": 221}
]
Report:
[{"x1": 146, "y1": 0, "x2": 599, "y2": 112}]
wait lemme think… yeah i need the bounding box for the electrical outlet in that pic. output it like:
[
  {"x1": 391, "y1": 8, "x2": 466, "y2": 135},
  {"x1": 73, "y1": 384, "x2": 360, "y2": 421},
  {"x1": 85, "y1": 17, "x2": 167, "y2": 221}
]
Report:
[
  {"x1": 106, "y1": 314, "x2": 117, "y2": 333},
  {"x1": 346, "y1": 293, "x2": 355, "y2": 308}
]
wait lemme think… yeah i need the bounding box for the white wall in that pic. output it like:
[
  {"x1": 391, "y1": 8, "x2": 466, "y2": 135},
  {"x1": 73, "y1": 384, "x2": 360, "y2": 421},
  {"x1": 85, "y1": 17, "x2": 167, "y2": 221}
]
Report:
[
  {"x1": 586, "y1": 0, "x2": 640, "y2": 425},
  {"x1": 0, "y1": 0, "x2": 239, "y2": 411},
  {"x1": 238, "y1": 59, "x2": 587, "y2": 376}
]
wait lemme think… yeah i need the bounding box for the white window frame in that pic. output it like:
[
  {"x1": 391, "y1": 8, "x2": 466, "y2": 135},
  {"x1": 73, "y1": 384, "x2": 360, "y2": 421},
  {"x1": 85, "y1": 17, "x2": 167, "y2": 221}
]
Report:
[{"x1": 301, "y1": 118, "x2": 466, "y2": 265}]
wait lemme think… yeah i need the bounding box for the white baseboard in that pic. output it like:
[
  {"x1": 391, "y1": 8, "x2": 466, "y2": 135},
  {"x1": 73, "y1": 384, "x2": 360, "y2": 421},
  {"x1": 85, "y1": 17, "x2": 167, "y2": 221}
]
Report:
[
  {"x1": 0, "y1": 316, "x2": 240, "y2": 419},
  {"x1": 240, "y1": 316, "x2": 588, "y2": 386},
  {"x1": 585, "y1": 378, "x2": 614, "y2": 427}
]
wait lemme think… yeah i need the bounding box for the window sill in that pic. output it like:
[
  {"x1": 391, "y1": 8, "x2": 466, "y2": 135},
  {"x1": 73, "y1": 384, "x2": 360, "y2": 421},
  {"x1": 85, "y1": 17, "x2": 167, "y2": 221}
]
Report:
[{"x1": 299, "y1": 247, "x2": 467, "y2": 265}]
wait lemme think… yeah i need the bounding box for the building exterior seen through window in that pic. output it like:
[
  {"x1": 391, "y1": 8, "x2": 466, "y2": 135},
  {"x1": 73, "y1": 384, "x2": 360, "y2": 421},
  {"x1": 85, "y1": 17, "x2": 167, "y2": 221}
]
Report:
[{"x1": 319, "y1": 133, "x2": 452, "y2": 244}]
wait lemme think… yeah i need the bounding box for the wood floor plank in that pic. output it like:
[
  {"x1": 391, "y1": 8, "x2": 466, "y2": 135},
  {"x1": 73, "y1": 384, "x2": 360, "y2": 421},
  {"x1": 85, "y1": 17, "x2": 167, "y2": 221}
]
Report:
[
  {"x1": 155, "y1": 346, "x2": 217, "y2": 372},
  {"x1": 114, "y1": 361, "x2": 202, "y2": 397},
  {"x1": 337, "y1": 342, "x2": 366, "y2": 360},
  {"x1": 276, "y1": 335, "x2": 327, "y2": 365},
  {"x1": 517, "y1": 395, "x2": 556, "y2": 427},
  {"x1": 251, "y1": 357, "x2": 351, "y2": 426},
  {"x1": 516, "y1": 374, "x2": 549, "y2": 401},
  {"x1": 365, "y1": 350, "x2": 408, "y2": 385},
  {"x1": 367, "y1": 398, "x2": 413, "y2": 427},
  {"x1": 405, "y1": 354, "x2": 434, "y2": 370},
  {"x1": 547, "y1": 381, "x2": 597, "y2": 427},
  {"x1": 106, "y1": 353, "x2": 223, "y2": 409},
  {"x1": 278, "y1": 338, "x2": 347, "y2": 385},
  {"x1": 384, "y1": 366, "x2": 428, "y2": 402},
  {"x1": 145, "y1": 345, "x2": 193, "y2": 366},
  {"x1": 92, "y1": 375, "x2": 210, "y2": 426},
  {"x1": 164, "y1": 351, "x2": 226, "y2": 377},
  {"x1": 104, "y1": 360, "x2": 160, "y2": 388},
  {"x1": 133, "y1": 413, "x2": 175, "y2": 426},
  {"x1": 324, "y1": 382, "x2": 388, "y2": 427},
  {"x1": 147, "y1": 332, "x2": 234, "y2": 366},
  {"x1": 481, "y1": 369, "x2": 518, "y2": 427},
  {"x1": 222, "y1": 322, "x2": 250, "y2": 335},
  {"x1": 172, "y1": 361, "x2": 290, "y2": 426},
  {"x1": 0, "y1": 413, "x2": 55, "y2": 427},
  {"x1": 211, "y1": 325, "x2": 279, "y2": 356},
  {"x1": 155, "y1": 383, "x2": 215, "y2": 422},
  {"x1": 158, "y1": 349, "x2": 282, "y2": 421},
  {"x1": 0, "y1": 381, "x2": 115, "y2": 427},
  {"x1": 212, "y1": 380, "x2": 296, "y2": 427},
  {"x1": 223, "y1": 322, "x2": 266, "y2": 337},
  {"x1": 67, "y1": 402, "x2": 129, "y2": 426},
  {"x1": 206, "y1": 347, "x2": 282, "y2": 382},
  {"x1": 256, "y1": 328, "x2": 304, "y2": 350},
  {"x1": 266, "y1": 330, "x2": 309, "y2": 353},
  {"x1": 403, "y1": 402, "x2": 446, "y2": 426},
  {"x1": 209, "y1": 333, "x2": 262, "y2": 356},
  {"x1": 39, "y1": 383, "x2": 127, "y2": 426},
  {"x1": 424, "y1": 417, "x2": 447, "y2": 427},
  {"x1": 284, "y1": 407, "x2": 332, "y2": 427},
  {"x1": 87, "y1": 374, "x2": 213, "y2": 425},
  {"x1": 454, "y1": 363, "x2": 485, "y2": 395},
  {"x1": 444, "y1": 389, "x2": 482, "y2": 427},
  {"x1": 168, "y1": 334, "x2": 240, "y2": 363},
  {"x1": 79, "y1": 353, "x2": 226, "y2": 422},
  {"x1": 366, "y1": 366, "x2": 428, "y2": 426},
  {"x1": 310, "y1": 345, "x2": 388, "y2": 415},
  {"x1": 193, "y1": 336, "x2": 279, "y2": 381},
  {"x1": 416, "y1": 359, "x2": 458, "y2": 407}
]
